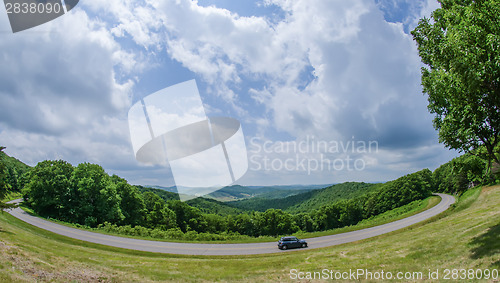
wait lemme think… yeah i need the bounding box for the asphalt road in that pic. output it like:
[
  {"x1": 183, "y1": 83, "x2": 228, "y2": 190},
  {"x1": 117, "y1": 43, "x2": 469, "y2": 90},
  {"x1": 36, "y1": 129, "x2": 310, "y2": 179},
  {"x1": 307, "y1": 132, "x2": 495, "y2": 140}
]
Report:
[{"x1": 6, "y1": 193, "x2": 455, "y2": 256}]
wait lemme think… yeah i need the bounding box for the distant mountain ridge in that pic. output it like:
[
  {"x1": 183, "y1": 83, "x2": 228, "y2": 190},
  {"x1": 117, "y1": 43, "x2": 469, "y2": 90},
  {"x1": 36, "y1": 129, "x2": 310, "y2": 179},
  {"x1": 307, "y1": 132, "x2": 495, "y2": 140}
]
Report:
[
  {"x1": 143, "y1": 182, "x2": 377, "y2": 215},
  {"x1": 140, "y1": 184, "x2": 338, "y2": 215},
  {"x1": 226, "y1": 182, "x2": 377, "y2": 213},
  {"x1": 144, "y1": 184, "x2": 330, "y2": 202}
]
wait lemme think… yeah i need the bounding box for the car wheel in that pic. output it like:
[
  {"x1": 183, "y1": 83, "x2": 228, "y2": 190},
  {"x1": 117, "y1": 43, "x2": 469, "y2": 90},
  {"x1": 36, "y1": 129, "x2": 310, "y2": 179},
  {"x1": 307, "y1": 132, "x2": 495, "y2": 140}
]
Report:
[
  {"x1": 282, "y1": 245, "x2": 288, "y2": 250},
  {"x1": 302, "y1": 243, "x2": 307, "y2": 248}
]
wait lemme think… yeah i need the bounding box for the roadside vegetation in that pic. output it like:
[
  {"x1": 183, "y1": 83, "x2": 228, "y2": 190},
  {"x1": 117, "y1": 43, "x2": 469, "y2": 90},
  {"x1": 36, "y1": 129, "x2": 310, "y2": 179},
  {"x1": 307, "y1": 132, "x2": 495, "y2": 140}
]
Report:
[{"x1": 0, "y1": 184, "x2": 497, "y2": 282}]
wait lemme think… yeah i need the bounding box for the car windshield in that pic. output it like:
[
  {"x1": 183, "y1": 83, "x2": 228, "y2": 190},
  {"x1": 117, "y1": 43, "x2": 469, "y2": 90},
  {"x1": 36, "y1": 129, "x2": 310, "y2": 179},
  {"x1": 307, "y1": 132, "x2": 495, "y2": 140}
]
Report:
[{"x1": 280, "y1": 237, "x2": 299, "y2": 241}]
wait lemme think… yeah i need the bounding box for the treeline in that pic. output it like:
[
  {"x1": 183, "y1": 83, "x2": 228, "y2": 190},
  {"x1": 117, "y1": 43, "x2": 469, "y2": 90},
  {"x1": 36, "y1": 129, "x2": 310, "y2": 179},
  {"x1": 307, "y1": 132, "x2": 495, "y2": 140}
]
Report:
[
  {"x1": 305, "y1": 169, "x2": 433, "y2": 232},
  {"x1": 20, "y1": 159, "x2": 433, "y2": 237},
  {"x1": 433, "y1": 153, "x2": 499, "y2": 194}
]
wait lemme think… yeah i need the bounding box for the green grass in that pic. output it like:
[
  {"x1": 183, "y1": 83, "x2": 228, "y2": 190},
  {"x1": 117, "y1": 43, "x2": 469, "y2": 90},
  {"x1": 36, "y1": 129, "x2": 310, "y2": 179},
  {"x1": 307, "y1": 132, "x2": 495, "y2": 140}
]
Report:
[
  {"x1": 0, "y1": 186, "x2": 498, "y2": 282},
  {"x1": 15, "y1": 195, "x2": 439, "y2": 244}
]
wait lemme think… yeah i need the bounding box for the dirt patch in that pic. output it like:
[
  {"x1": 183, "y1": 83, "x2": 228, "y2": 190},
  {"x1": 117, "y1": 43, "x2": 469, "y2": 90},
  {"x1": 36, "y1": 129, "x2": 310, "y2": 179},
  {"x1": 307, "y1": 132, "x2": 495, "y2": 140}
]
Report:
[
  {"x1": 0, "y1": 240, "x2": 114, "y2": 282},
  {"x1": 481, "y1": 185, "x2": 499, "y2": 193}
]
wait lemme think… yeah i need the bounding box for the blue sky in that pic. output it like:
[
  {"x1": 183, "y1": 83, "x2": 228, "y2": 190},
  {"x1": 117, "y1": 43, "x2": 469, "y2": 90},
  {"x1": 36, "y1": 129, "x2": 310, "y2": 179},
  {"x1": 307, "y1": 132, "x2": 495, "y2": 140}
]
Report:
[{"x1": 0, "y1": 0, "x2": 456, "y2": 187}]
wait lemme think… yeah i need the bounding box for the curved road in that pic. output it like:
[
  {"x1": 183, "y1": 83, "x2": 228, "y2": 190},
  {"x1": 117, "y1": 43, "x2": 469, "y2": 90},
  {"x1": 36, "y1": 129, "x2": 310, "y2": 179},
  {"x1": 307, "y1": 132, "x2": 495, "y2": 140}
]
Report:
[{"x1": 6, "y1": 194, "x2": 455, "y2": 256}]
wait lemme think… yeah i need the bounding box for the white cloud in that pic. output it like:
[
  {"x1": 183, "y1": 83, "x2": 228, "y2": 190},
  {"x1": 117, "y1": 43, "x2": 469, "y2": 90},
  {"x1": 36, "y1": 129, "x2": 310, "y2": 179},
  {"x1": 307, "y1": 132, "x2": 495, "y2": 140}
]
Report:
[
  {"x1": 0, "y1": 0, "x2": 455, "y2": 185},
  {"x1": 0, "y1": 5, "x2": 138, "y2": 174},
  {"x1": 125, "y1": 0, "x2": 436, "y2": 148}
]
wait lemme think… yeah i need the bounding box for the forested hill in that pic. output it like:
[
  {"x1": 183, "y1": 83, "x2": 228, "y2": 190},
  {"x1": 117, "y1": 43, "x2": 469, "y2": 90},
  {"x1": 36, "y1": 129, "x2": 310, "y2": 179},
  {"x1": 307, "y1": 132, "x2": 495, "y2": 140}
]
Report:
[
  {"x1": 136, "y1": 186, "x2": 180, "y2": 201},
  {"x1": 227, "y1": 182, "x2": 377, "y2": 212},
  {"x1": 203, "y1": 184, "x2": 324, "y2": 202},
  {"x1": 0, "y1": 149, "x2": 31, "y2": 191},
  {"x1": 135, "y1": 186, "x2": 245, "y2": 216}
]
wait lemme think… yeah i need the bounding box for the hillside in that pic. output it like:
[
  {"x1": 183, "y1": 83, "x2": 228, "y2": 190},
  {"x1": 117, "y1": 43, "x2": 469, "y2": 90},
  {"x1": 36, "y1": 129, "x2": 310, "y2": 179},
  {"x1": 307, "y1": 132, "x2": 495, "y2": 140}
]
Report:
[
  {"x1": 142, "y1": 184, "x2": 321, "y2": 202},
  {"x1": 227, "y1": 182, "x2": 377, "y2": 212},
  {"x1": 136, "y1": 186, "x2": 180, "y2": 201},
  {"x1": 137, "y1": 186, "x2": 246, "y2": 215},
  {"x1": 204, "y1": 184, "x2": 321, "y2": 202},
  {"x1": 0, "y1": 149, "x2": 31, "y2": 192},
  {"x1": 186, "y1": 198, "x2": 244, "y2": 216},
  {"x1": 185, "y1": 197, "x2": 245, "y2": 216},
  {"x1": 250, "y1": 188, "x2": 311, "y2": 200},
  {"x1": 0, "y1": 185, "x2": 497, "y2": 281},
  {"x1": 0, "y1": 150, "x2": 30, "y2": 173},
  {"x1": 204, "y1": 185, "x2": 277, "y2": 201}
]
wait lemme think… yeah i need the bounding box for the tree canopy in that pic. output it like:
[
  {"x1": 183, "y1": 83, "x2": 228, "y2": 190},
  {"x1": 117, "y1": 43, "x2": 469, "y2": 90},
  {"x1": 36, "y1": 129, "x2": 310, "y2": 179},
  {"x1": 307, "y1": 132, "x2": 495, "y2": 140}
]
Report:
[
  {"x1": 411, "y1": 0, "x2": 500, "y2": 167},
  {"x1": 0, "y1": 147, "x2": 8, "y2": 210},
  {"x1": 0, "y1": 147, "x2": 16, "y2": 211}
]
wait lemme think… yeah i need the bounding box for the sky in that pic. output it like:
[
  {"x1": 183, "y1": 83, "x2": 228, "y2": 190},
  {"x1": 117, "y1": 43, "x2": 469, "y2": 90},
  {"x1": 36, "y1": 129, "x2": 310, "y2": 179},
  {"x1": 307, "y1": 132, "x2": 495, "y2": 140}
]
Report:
[{"x1": 0, "y1": 0, "x2": 458, "y2": 187}]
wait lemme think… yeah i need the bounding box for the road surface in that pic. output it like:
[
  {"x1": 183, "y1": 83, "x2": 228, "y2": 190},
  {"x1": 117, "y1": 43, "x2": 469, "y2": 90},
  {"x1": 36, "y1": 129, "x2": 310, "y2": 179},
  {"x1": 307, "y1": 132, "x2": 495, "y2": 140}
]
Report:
[{"x1": 6, "y1": 193, "x2": 455, "y2": 256}]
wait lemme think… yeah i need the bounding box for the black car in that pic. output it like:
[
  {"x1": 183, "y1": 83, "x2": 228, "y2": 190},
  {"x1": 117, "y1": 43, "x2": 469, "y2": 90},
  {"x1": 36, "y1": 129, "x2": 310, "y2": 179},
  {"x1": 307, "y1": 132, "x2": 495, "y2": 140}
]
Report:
[{"x1": 278, "y1": 236, "x2": 307, "y2": 250}]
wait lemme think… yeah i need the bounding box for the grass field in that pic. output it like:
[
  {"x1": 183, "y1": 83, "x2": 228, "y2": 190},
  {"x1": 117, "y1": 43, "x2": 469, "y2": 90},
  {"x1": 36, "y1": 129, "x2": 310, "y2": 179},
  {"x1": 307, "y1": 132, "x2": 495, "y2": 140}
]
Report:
[{"x1": 0, "y1": 186, "x2": 498, "y2": 282}]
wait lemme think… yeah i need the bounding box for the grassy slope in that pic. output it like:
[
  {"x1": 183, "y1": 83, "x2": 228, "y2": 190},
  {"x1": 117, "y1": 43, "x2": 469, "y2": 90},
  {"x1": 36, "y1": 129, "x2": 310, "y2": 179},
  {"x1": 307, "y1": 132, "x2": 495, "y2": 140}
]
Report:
[{"x1": 0, "y1": 185, "x2": 498, "y2": 282}]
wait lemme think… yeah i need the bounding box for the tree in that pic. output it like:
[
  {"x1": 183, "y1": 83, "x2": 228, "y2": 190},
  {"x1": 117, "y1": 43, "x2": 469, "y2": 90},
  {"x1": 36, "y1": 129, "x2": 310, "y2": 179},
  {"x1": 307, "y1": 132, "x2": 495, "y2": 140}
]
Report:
[
  {"x1": 0, "y1": 147, "x2": 16, "y2": 211},
  {"x1": 22, "y1": 160, "x2": 73, "y2": 218},
  {"x1": 141, "y1": 192, "x2": 176, "y2": 230},
  {"x1": 257, "y1": 209, "x2": 298, "y2": 236},
  {"x1": 147, "y1": 201, "x2": 176, "y2": 230},
  {"x1": 411, "y1": 0, "x2": 500, "y2": 168},
  {"x1": 115, "y1": 181, "x2": 147, "y2": 226},
  {"x1": 68, "y1": 163, "x2": 124, "y2": 226}
]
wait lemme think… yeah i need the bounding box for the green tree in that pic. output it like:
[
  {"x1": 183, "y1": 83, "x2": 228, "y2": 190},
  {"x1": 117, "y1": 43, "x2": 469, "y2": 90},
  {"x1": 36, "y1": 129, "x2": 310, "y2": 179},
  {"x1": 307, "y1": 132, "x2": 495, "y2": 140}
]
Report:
[
  {"x1": 22, "y1": 160, "x2": 73, "y2": 218},
  {"x1": 257, "y1": 209, "x2": 298, "y2": 236},
  {"x1": 167, "y1": 200, "x2": 207, "y2": 233},
  {"x1": 68, "y1": 163, "x2": 124, "y2": 226},
  {"x1": 0, "y1": 147, "x2": 16, "y2": 211},
  {"x1": 115, "y1": 181, "x2": 147, "y2": 226},
  {"x1": 147, "y1": 201, "x2": 176, "y2": 230},
  {"x1": 143, "y1": 191, "x2": 165, "y2": 212},
  {"x1": 412, "y1": 0, "x2": 500, "y2": 168},
  {"x1": 293, "y1": 213, "x2": 315, "y2": 232},
  {"x1": 141, "y1": 192, "x2": 176, "y2": 230}
]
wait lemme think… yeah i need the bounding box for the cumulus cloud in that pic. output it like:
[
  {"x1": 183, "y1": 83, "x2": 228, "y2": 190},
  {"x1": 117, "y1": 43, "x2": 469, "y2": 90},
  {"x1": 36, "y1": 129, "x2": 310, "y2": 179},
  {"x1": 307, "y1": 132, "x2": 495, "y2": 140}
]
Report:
[
  {"x1": 0, "y1": 5, "x2": 139, "y2": 175},
  {"x1": 121, "y1": 0, "x2": 437, "y2": 148},
  {"x1": 0, "y1": 9, "x2": 134, "y2": 133},
  {"x1": 0, "y1": 0, "x2": 455, "y2": 185},
  {"x1": 244, "y1": 0, "x2": 435, "y2": 149}
]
